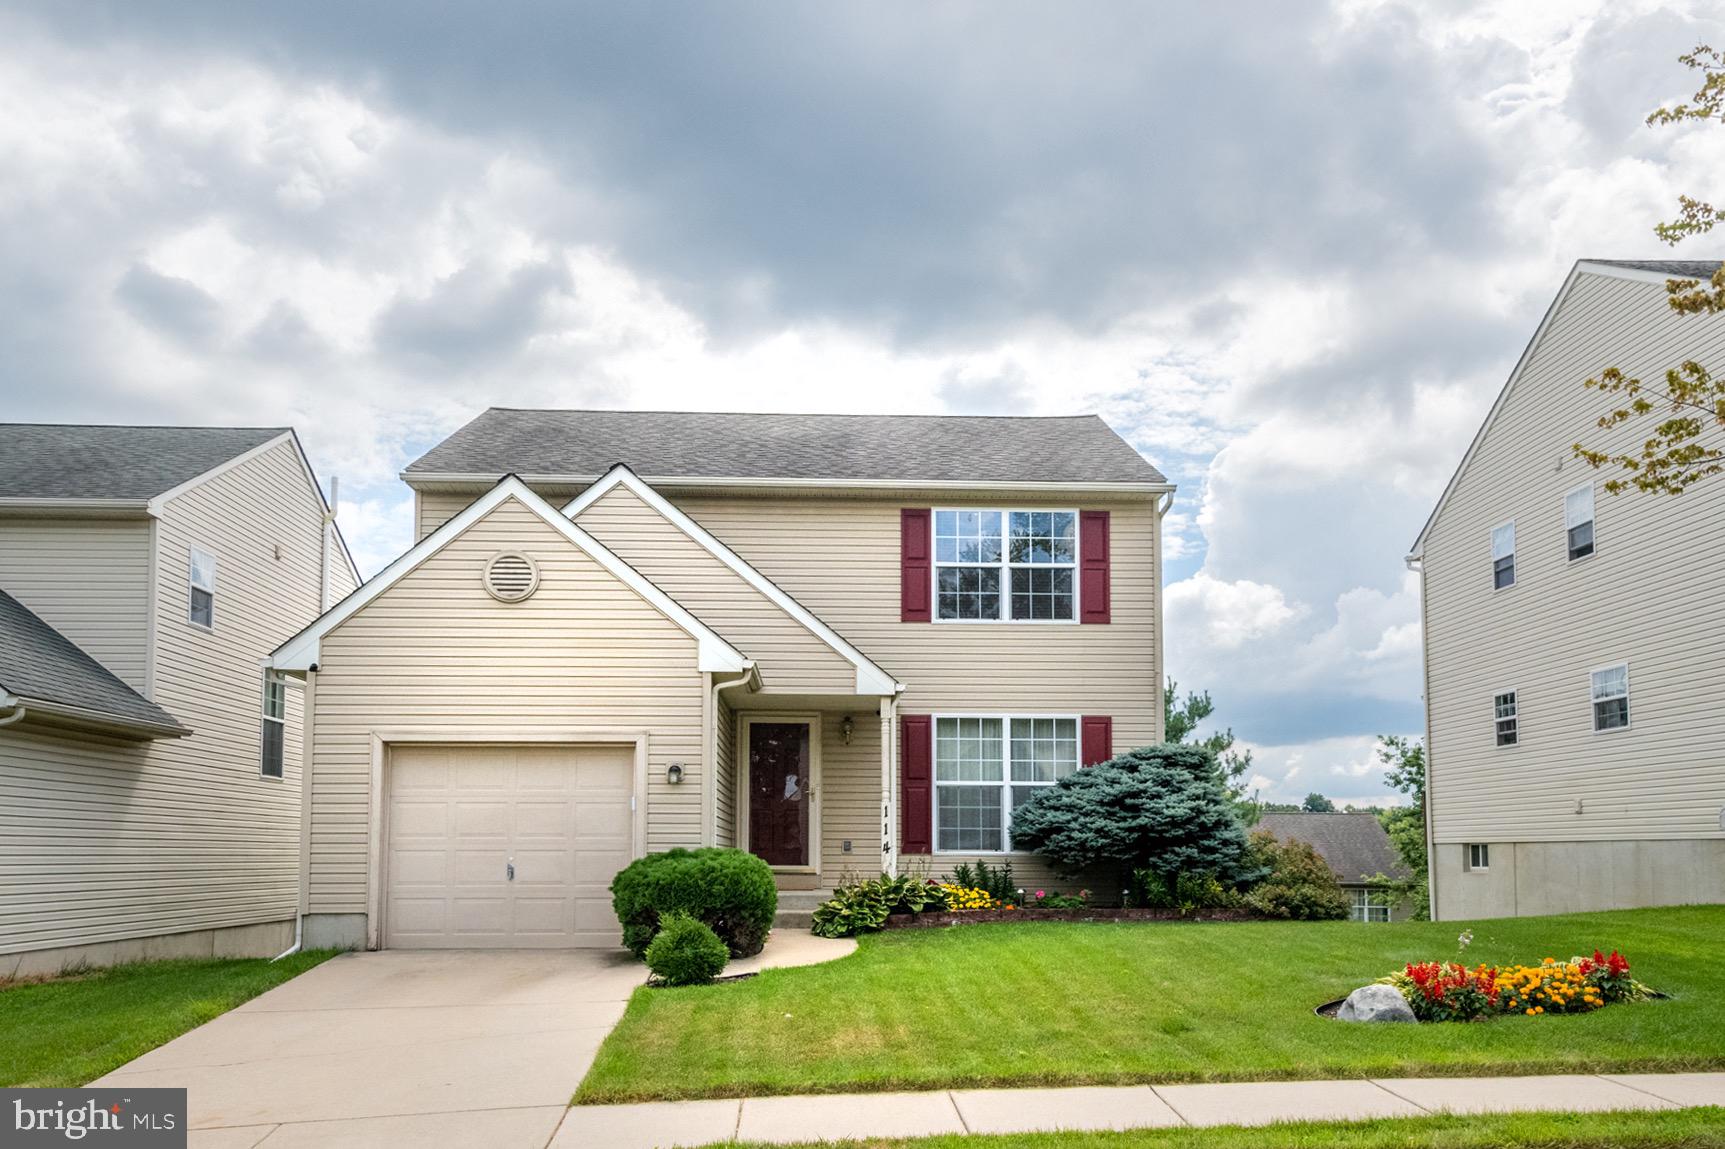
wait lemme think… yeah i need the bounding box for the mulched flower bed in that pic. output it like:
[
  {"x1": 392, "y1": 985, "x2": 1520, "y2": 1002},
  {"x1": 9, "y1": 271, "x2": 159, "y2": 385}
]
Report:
[{"x1": 884, "y1": 907, "x2": 1260, "y2": 928}]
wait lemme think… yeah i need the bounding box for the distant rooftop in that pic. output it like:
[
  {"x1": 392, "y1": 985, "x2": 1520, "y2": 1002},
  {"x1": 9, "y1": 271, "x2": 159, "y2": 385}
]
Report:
[
  {"x1": 405, "y1": 409, "x2": 1167, "y2": 486},
  {"x1": 0, "y1": 425, "x2": 287, "y2": 502},
  {"x1": 1256, "y1": 812, "x2": 1410, "y2": 884},
  {"x1": 0, "y1": 590, "x2": 186, "y2": 736}
]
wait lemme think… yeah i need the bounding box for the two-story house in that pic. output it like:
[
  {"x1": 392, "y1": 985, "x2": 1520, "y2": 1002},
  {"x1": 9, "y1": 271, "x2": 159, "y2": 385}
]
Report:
[
  {"x1": 1410, "y1": 260, "x2": 1725, "y2": 921},
  {"x1": 0, "y1": 425, "x2": 357, "y2": 976},
  {"x1": 271, "y1": 410, "x2": 1171, "y2": 950}
]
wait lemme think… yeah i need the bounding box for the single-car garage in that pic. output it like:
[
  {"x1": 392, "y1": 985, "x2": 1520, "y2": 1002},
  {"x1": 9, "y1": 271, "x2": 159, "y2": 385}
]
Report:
[{"x1": 383, "y1": 743, "x2": 636, "y2": 949}]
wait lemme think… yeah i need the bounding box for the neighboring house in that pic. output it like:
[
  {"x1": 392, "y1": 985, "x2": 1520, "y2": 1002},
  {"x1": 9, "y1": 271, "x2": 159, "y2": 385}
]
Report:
[
  {"x1": 1409, "y1": 260, "x2": 1725, "y2": 921},
  {"x1": 272, "y1": 409, "x2": 1172, "y2": 950},
  {"x1": 0, "y1": 425, "x2": 356, "y2": 976},
  {"x1": 1255, "y1": 812, "x2": 1411, "y2": 922}
]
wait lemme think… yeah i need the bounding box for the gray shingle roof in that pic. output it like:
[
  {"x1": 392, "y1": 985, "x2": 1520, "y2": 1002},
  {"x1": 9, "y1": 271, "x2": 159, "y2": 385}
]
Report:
[
  {"x1": 405, "y1": 409, "x2": 1167, "y2": 485},
  {"x1": 0, "y1": 590, "x2": 187, "y2": 735},
  {"x1": 1256, "y1": 812, "x2": 1410, "y2": 884},
  {"x1": 0, "y1": 425, "x2": 287, "y2": 501},
  {"x1": 1588, "y1": 259, "x2": 1723, "y2": 279}
]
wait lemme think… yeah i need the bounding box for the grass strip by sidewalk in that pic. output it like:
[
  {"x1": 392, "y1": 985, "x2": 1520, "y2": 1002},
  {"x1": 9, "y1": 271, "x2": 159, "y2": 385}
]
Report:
[
  {"x1": 715, "y1": 1106, "x2": 1725, "y2": 1149},
  {"x1": 579, "y1": 905, "x2": 1725, "y2": 1103},
  {"x1": 0, "y1": 949, "x2": 337, "y2": 1087}
]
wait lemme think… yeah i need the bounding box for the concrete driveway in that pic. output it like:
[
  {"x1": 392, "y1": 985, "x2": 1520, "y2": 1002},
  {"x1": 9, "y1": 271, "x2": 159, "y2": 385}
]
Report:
[{"x1": 93, "y1": 950, "x2": 647, "y2": 1149}]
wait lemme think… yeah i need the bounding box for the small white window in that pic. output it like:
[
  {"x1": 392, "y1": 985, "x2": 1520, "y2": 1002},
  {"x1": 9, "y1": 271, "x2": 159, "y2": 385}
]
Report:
[
  {"x1": 1467, "y1": 843, "x2": 1490, "y2": 871},
  {"x1": 1565, "y1": 483, "x2": 1596, "y2": 561},
  {"x1": 188, "y1": 546, "x2": 217, "y2": 628},
  {"x1": 1591, "y1": 663, "x2": 1630, "y2": 732},
  {"x1": 1350, "y1": 888, "x2": 1391, "y2": 923},
  {"x1": 1493, "y1": 691, "x2": 1518, "y2": 746},
  {"x1": 1490, "y1": 522, "x2": 1515, "y2": 589},
  {"x1": 260, "y1": 675, "x2": 286, "y2": 778}
]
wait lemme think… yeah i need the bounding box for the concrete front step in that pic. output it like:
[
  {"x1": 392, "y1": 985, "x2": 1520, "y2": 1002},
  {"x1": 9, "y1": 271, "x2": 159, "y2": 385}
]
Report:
[{"x1": 773, "y1": 890, "x2": 833, "y2": 931}]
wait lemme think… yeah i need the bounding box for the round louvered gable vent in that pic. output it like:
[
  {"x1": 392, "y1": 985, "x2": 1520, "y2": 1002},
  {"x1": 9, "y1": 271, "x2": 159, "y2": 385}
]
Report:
[{"x1": 483, "y1": 552, "x2": 539, "y2": 602}]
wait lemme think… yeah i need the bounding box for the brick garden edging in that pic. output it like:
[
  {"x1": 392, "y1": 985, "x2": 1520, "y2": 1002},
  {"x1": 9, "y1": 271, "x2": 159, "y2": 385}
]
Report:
[{"x1": 883, "y1": 907, "x2": 1261, "y2": 928}]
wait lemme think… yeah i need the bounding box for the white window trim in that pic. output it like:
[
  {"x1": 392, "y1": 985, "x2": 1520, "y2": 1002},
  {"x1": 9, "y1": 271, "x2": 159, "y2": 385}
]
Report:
[
  {"x1": 260, "y1": 672, "x2": 287, "y2": 781},
  {"x1": 1350, "y1": 888, "x2": 1391, "y2": 923},
  {"x1": 932, "y1": 508, "x2": 1081, "y2": 624},
  {"x1": 1590, "y1": 661, "x2": 1631, "y2": 734},
  {"x1": 188, "y1": 545, "x2": 217, "y2": 630},
  {"x1": 1466, "y1": 843, "x2": 1490, "y2": 872},
  {"x1": 1565, "y1": 481, "x2": 1597, "y2": 563},
  {"x1": 931, "y1": 711, "x2": 1081, "y2": 855},
  {"x1": 1490, "y1": 520, "x2": 1516, "y2": 591},
  {"x1": 1492, "y1": 688, "x2": 1518, "y2": 748}
]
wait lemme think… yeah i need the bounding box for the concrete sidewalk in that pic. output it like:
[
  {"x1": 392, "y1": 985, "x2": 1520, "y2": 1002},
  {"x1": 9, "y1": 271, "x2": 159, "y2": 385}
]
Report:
[{"x1": 552, "y1": 1072, "x2": 1725, "y2": 1148}]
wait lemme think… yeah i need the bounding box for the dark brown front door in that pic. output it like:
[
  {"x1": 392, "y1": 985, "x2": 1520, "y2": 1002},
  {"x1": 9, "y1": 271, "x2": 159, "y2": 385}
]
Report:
[{"x1": 748, "y1": 722, "x2": 811, "y2": 867}]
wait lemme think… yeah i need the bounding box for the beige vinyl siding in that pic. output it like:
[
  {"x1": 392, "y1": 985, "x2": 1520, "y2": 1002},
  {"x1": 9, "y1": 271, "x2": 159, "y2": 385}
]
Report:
[
  {"x1": 0, "y1": 518, "x2": 151, "y2": 691},
  {"x1": 1, "y1": 438, "x2": 331, "y2": 956},
  {"x1": 306, "y1": 497, "x2": 707, "y2": 915},
  {"x1": 575, "y1": 485, "x2": 856, "y2": 693},
  {"x1": 1422, "y1": 269, "x2": 1725, "y2": 849},
  {"x1": 819, "y1": 714, "x2": 883, "y2": 879},
  {"x1": 715, "y1": 694, "x2": 738, "y2": 847},
  {"x1": 677, "y1": 492, "x2": 1160, "y2": 881},
  {"x1": 416, "y1": 490, "x2": 482, "y2": 540}
]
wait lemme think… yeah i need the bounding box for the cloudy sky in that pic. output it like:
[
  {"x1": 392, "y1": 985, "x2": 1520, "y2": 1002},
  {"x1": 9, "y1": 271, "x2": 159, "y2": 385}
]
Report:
[{"x1": 5, "y1": 1, "x2": 1723, "y2": 805}]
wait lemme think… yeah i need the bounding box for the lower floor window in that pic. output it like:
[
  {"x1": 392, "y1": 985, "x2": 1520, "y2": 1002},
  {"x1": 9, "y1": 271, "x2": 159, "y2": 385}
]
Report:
[
  {"x1": 1350, "y1": 888, "x2": 1391, "y2": 923},
  {"x1": 935, "y1": 715, "x2": 1078, "y2": 852}
]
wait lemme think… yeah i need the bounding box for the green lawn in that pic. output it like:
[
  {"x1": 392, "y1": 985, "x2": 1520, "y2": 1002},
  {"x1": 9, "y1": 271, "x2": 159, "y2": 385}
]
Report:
[
  {"x1": 0, "y1": 950, "x2": 336, "y2": 1087},
  {"x1": 713, "y1": 1108, "x2": 1725, "y2": 1149},
  {"x1": 578, "y1": 905, "x2": 1725, "y2": 1103}
]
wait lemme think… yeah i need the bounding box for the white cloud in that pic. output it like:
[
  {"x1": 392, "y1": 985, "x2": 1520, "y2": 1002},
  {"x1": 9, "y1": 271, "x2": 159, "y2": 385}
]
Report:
[{"x1": 1165, "y1": 572, "x2": 1306, "y2": 652}]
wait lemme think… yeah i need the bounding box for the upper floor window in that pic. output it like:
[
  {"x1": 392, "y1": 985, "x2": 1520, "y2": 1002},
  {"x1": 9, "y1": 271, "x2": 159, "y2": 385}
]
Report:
[
  {"x1": 260, "y1": 675, "x2": 286, "y2": 778},
  {"x1": 188, "y1": 546, "x2": 217, "y2": 628},
  {"x1": 935, "y1": 509, "x2": 1076, "y2": 622},
  {"x1": 1493, "y1": 691, "x2": 1518, "y2": 746},
  {"x1": 934, "y1": 714, "x2": 1078, "y2": 851},
  {"x1": 1490, "y1": 522, "x2": 1515, "y2": 590},
  {"x1": 1591, "y1": 663, "x2": 1629, "y2": 732},
  {"x1": 1565, "y1": 483, "x2": 1596, "y2": 561}
]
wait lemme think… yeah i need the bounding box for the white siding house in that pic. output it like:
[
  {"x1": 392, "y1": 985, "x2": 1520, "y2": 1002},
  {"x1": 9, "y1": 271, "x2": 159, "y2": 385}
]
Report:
[{"x1": 1410, "y1": 261, "x2": 1725, "y2": 920}]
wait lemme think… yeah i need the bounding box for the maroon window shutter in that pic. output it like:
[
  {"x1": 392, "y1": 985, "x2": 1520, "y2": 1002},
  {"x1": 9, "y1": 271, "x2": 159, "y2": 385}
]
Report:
[
  {"x1": 1079, "y1": 510, "x2": 1111, "y2": 623},
  {"x1": 901, "y1": 508, "x2": 932, "y2": 622},
  {"x1": 1081, "y1": 716, "x2": 1113, "y2": 766},
  {"x1": 900, "y1": 714, "x2": 933, "y2": 854}
]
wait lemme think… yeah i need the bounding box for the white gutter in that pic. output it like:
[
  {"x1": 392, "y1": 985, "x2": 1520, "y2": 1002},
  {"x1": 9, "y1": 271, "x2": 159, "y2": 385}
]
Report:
[
  {"x1": 0, "y1": 692, "x2": 25, "y2": 728},
  {"x1": 707, "y1": 665, "x2": 760, "y2": 845},
  {"x1": 405, "y1": 471, "x2": 1177, "y2": 496}
]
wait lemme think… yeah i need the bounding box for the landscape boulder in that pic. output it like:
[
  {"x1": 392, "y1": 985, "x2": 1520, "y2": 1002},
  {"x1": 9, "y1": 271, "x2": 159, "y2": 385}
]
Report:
[{"x1": 1337, "y1": 983, "x2": 1417, "y2": 1023}]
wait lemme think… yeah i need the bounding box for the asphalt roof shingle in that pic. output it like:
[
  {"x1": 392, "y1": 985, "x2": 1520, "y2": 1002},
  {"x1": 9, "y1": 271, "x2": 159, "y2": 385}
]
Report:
[
  {"x1": 1256, "y1": 812, "x2": 1410, "y2": 884},
  {"x1": 0, "y1": 590, "x2": 187, "y2": 734},
  {"x1": 405, "y1": 409, "x2": 1167, "y2": 485},
  {"x1": 0, "y1": 425, "x2": 287, "y2": 501}
]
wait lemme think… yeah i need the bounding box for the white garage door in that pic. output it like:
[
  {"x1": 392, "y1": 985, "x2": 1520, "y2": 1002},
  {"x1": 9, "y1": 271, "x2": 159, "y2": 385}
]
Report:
[{"x1": 385, "y1": 744, "x2": 635, "y2": 949}]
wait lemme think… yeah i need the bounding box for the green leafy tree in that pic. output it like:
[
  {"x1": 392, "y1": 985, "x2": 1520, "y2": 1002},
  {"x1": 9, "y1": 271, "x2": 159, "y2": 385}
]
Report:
[
  {"x1": 1301, "y1": 792, "x2": 1336, "y2": 813},
  {"x1": 1010, "y1": 743, "x2": 1266, "y2": 896},
  {"x1": 1163, "y1": 677, "x2": 1254, "y2": 802},
  {"x1": 1574, "y1": 45, "x2": 1725, "y2": 496},
  {"x1": 1371, "y1": 734, "x2": 1429, "y2": 920}
]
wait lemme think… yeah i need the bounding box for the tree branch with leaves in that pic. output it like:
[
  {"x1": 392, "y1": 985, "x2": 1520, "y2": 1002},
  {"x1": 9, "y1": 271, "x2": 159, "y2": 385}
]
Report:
[{"x1": 1574, "y1": 44, "x2": 1725, "y2": 496}]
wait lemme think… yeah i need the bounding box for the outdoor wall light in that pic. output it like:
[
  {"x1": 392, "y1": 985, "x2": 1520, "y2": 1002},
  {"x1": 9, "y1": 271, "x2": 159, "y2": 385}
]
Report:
[
  {"x1": 667, "y1": 762, "x2": 684, "y2": 785},
  {"x1": 840, "y1": 716, "x2": 855, "y2": 745}
]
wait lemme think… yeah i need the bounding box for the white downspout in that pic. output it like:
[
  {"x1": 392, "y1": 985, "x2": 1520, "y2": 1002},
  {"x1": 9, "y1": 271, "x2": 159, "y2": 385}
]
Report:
[
  {"x1": 710, "y1": 664, "x2": 758, "y2": 847},
  {"x1": 0, "y1": 692, "x2": 25, "y2": 728}
]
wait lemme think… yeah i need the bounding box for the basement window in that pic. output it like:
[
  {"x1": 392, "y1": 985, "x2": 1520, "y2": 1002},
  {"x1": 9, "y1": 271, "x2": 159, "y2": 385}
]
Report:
[{"x1": 1466, "y1": 843, "x2": 1490, "y2": 872}]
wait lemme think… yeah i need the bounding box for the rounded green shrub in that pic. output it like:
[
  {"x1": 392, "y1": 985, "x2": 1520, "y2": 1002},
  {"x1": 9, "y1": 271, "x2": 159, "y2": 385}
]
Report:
[
  {"x1": 610, "y1": 847, "x2": 777, "y2": 958},
  {"x1": 1242, "y1": 830, "x2": 1350, "y2": 920},
  {"x1": 644, "y1": 911, "x2": 730, "y2": 986}
]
